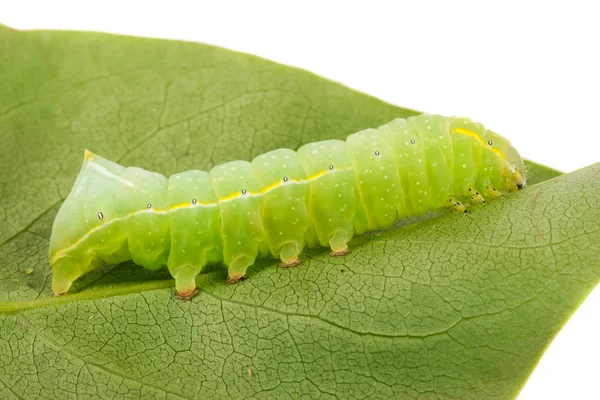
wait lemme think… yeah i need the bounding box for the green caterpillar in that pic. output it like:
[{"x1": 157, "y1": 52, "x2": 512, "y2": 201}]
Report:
[{"x1": 49, "y1": 114, "x2": 526, "y2": 299}]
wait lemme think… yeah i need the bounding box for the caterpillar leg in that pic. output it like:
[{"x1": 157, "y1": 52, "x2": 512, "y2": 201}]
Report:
[
  {"x1": 51, "y1": 257, "x2": 95, "y2": 296},
  {"x1": 173, "y1": 266, "x2": 201, "y2": 300},
  {"x1": 52, "y1": 268, "x2": 77, "y2": 296},
  {"x1": 279, "y1": 242, "x2": 302, "y2": 268},
  {"x1": 467, "y1": 188, "x2": 486, "y2": 204},
  {"x1": 226, "y1": 255, "x2": 253, "y2": 284},
  {"x1": 329, "y1": 231, "x2": 351, "y2": 257},
  {"x1": 448, "y1": 198, "x2": 467, "y2": 214},
  {"x1": 485, "y1": 185, "x2": 502, "y2": 199}
]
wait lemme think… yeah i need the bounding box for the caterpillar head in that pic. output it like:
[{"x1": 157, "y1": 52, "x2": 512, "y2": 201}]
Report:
[{"x1": 504, "y1": 145, "x2": 526, "y2": 192}]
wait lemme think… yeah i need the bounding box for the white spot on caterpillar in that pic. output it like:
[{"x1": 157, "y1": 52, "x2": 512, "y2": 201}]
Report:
[
  {"x1": 192, "y1": 198, "x2": 197, "y2": 204},
  {"x1": 410, "y1": 139, "x2": 416, "y2": 144},
  {"x1": 329, "y1": 165, "x2": 334, "y2": 170},
  {"x1": 97, "y1": 212, "x2": 104, "y2": 220},
  {"x1": 147, "y1": 203, "x2": 152, "y2": 209},
  {"x1": 462, "y1": 164, "x2": 467, "y2": 168},
  {"x1": 375, "y1": 151, "x2": 380, "y2": 156},
  {"x1": 283, "y1": 176, "x2": 288, "y2": 182},
  {"x1": 241, "y1": 189, "x2": 247, "y2": 195},
  {"x1": 488, "y1": 140, "x2": 493, "y2": 145}
]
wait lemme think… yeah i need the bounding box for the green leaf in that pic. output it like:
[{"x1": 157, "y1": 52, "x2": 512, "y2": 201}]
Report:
[
  {"x1": 0, "y1": 24, "x2": 595, "y2": 399},
  {"x1": 523, "y1": 160, "x2": 562, "y2": 186}
]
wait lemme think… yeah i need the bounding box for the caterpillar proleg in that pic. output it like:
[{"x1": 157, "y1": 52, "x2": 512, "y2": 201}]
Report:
[{"x1": 49, "y1": 114, "x2": 526, "y2": 298}]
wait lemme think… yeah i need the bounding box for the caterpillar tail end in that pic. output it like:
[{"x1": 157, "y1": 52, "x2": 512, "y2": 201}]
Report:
[
  {"x1": 52, "y1": 278, "x2": 73, "y2": 296},
  {"x1": 51, "y1": 257, "x2": 84, "y2": 296}
]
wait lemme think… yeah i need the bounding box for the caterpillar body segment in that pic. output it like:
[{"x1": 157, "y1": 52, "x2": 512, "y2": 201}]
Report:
[
  {"x1": 252, "y1": 149, "x2": 311, "y2": 267},
  {"x1": 167, "y1": 170, "x2": 222, "y2": 295},
  {"x1": 296, "y1": 140, "x2": 363, "y2": 253},
  {"x1": 49, "y1": 114, "x2": 526, "y2": 298}
]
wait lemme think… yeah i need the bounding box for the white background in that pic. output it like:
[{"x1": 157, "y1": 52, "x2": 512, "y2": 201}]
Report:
[{"x1": 2, "y1": 1, "x2": 599, "y2": 398}]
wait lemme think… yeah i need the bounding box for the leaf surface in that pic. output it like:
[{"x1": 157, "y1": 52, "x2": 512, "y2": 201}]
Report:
[{"x1": 1, "y1": 24, "x2": 596, "y2": 399}]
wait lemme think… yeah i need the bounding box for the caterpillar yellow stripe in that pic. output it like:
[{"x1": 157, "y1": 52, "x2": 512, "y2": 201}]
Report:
[{"x1": 49, "y1": 114, "x2": 526, "y2": 299}]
